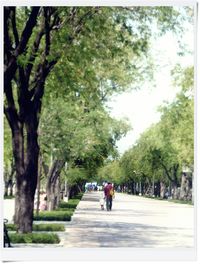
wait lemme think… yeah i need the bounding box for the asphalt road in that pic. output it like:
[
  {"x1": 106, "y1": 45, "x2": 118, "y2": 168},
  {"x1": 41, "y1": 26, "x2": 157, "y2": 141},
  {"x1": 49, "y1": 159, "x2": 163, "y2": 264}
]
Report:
[{"x1": 63, "y1": 191, "x2": 194, "y2": 248}]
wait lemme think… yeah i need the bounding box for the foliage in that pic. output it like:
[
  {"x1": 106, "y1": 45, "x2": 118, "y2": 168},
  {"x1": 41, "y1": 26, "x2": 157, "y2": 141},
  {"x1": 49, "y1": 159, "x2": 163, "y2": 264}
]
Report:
[
  {"x1": 4, "y1": 195, "x2": 15, "y2": 199},
  {"x1": 33, "y1": 211, "x2": 73, "y2": 221},
  {"x1": 58, "y1": 199, "x2": 80, "y2": 209},
  {"x1": 119, "y1": 65, "x2": 194, "y2": 187},
  {"x1": 9, "y1": 233, "x2": 60, "y2": 244},
  {"x1": 97, "y1": 160, "x2": 126, "y2": 185},
  {"x1": 3, "y1": 117, "x2": 12, "y2": 170},
  {"x1": 6, "y1": 223, "x2": 65, "y2": 232},
  {"x1": 73, "y1": 192, "x2": 84, "y2": 200}
]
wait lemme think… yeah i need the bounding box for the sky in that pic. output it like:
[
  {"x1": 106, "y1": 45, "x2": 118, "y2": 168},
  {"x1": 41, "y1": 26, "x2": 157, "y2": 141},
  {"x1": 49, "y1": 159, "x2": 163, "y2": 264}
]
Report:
[{"x1": 108, "y1": 19, "x2": 194, "y2": 155}]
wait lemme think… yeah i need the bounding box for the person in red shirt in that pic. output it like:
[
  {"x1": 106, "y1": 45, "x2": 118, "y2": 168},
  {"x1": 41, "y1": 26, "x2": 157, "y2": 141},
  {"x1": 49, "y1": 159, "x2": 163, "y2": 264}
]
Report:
[{"x1": 104, "y1": 182, "x2": 114, "y2": 211}]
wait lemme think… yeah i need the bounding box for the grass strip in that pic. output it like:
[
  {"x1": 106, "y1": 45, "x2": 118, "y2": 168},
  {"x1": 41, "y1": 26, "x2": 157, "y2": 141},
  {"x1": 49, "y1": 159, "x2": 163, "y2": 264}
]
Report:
[
  {"x1": 9, "y1": 233, "x2": 60, "y2": 244},
  {"x1": 6, "y1": 223, "x2": 65, "y2": 231}
]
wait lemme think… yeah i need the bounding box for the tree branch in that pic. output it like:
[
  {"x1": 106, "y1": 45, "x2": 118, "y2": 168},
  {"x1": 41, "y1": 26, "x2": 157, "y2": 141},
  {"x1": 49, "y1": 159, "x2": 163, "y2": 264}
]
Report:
[
  {"x1": 10, "y1": 7, "x2": 19, "y2": 47},
  {"x1": 4, "y1": 7, "x2": 40, "y2": 87},
  {"x1": 25, "y1": 26, "x2": 45, "y2": 82},
  {"x1": 44, "y1": 7, "x2": 51, "y2": 57},
  {"x1": 14, "y1": 7, "x2": 40, "y2": 57},
  {"x1": 160, "y1": 161, "x2": 174, "y2": 182},
  {"x1": 4, "y1": 7, "x2": 13, "y2": 60}
]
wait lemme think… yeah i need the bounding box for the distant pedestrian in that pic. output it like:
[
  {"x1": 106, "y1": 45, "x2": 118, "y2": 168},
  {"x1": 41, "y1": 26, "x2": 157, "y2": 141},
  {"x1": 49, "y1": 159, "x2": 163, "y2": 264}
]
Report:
[
  {"x1": 39, "y1": 196, "x2": 47, "y2": 211},
  {"x1": 99, "y1": 192, "x2": 105, "y2": 210},
  {"x1": 104, "y1": 182, "x2": 115, "y2": 211}
]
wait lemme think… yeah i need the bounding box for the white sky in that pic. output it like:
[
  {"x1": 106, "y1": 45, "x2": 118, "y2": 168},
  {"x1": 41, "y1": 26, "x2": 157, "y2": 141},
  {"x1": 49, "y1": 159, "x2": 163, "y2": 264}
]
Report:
[{"x1": 108, "y1": 22, "x2": 194, "y2": 155}]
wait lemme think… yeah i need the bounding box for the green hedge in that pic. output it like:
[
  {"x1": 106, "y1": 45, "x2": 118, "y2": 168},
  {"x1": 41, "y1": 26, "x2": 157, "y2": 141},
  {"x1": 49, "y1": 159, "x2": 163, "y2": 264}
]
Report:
[
  {"x1": 55, "y1": 207, "x2": 75, "y2": 212},
  {"x1": 33, "y1": 223, "x2": 65, "y2": 231},
  {"x1": 4, "y1": 195, "x2": 15, "y2": 199},
  {"x1": 9, "y1": 233, "x2": 60, "y2": 244},
  {"x1": 73, "y1": 193, "x2": 84, "y2": 200},
  {"x1": 58, "y1": 199, "x2": 80, "y2": 209},
  {"x1": 34, "y1": 211, "x2": 73, "y2": 221},
  {"x1": 6, "y1": 223, "x2": 65, "y2": 232}
]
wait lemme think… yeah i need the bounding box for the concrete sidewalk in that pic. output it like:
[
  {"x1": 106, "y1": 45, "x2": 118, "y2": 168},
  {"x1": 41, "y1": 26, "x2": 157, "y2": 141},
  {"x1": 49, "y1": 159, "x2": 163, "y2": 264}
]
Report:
[{"x1": 62, "y1": 191, "x2": 194, "y2": 248}]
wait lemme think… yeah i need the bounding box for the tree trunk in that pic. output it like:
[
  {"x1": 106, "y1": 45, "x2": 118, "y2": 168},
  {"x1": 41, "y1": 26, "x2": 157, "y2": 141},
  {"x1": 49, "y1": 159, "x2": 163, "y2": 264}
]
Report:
[
  {"x1": 180, "y1": 173, "x2": 191, "y2": 200},
  {"x1": 13, "y1": 119, "x2": 39, "y2": 233},
  {"x1": 160, "y1": 181, "x2": 166, "y2": 199},
  {"x1": 36, "y1": 154, "x2": 42, "y2": 216},
  {"x1": 46, "y1": 159, "x2": 65, "y2": 211},
  {"x1": 4, "y1": 180, "x2": 9, "y2": 197}
]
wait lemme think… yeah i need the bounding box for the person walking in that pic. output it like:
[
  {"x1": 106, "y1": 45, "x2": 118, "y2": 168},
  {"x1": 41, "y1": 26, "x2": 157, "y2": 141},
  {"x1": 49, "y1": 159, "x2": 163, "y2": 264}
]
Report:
[{"x1": 104, "y1": 182, "x2": 114, "y2": 211}]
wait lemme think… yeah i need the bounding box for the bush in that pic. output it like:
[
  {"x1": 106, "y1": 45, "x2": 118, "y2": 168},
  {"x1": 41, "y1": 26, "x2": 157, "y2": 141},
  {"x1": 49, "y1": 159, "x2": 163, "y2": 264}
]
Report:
[
  {"x1": 73, "y1": 193, "x2": 84, "y2": 200},
  {"x1": 9, "y1": 233, "x2": 60, "y2": 244},
  {"x1": 4, "y1": 195, "x2": 15, "y2": 199},
  {"x1": 34, "y1": 211, "x2": 73, "y2": 221},
  {"x1": 55, "y1": 207, "x2": 75, "y2": 212},
  {"x1": 33, "y1": 223, "x2": 65, "y2": 231},
  {"x1": 59, "y1": 199, "x2": 80, "y2": 209},
  {"x1": 6, "y1": 223, "x2": 65, "y2": 232},
  {"x1": 5, "y1": 224, "x2": 16, "y2": 231}
]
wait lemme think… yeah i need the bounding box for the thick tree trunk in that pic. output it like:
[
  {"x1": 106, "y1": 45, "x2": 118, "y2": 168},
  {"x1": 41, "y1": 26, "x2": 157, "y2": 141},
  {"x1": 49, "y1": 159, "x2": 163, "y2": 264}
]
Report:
[
  {"x1": 13, "y1": 120, "x2": 39, "y2": 233},
  {"x1": 46, "y1": 159, "x2": 65, "y2": 211},
  {"x1": 14, "y1": 181, "x2": 35, "y2": 233},
  {"x1": 180, "y1": 173, "x2": 190, "y2": 200},
  {"x1": 4, "y1": 179, "x2": 9, "y2": 197},
  {"x1": 160, "y1": 181, "x2": 166, "y2": 199}
]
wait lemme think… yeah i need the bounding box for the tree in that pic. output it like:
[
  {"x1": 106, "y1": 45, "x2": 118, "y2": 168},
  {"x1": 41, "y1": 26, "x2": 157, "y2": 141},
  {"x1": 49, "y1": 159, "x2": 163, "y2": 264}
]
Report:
[
  {"x1": 39, "y1": 90, "x2": 131, "y2": 208},
  {"x1": 119, "y1": 65, "x2": 194, "y2": 199}
]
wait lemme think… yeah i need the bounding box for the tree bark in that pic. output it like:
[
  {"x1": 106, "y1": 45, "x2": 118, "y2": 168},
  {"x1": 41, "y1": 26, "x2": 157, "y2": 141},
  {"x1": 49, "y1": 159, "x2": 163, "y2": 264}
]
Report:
[
  {"x1": 160, "y1": 181, "x2": 166, "y2": 199},
  {"x1": 13, "y1": 119, "x2": 39, "y2": 233},
  {"x1": 180, "y1": 173, "x2": 191, "y2": 200},
  {"x1": 46, "y1": 159, "x2": 65, "y2": 211}
]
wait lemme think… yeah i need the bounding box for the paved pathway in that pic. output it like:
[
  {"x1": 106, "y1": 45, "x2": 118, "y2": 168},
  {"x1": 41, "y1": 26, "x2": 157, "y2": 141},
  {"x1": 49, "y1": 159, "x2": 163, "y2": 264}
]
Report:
[{"x1": 62, "y1": 191, "x2": 194, "y2": 248}]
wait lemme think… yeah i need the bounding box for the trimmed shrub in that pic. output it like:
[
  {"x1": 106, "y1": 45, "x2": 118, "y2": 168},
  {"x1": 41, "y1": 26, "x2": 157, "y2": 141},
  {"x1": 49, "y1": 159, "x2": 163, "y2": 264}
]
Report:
[
  {"x1": 6, "y1": 223, "x2": 65, "y2": 232},
  {"x1": 4, "y1": 195, "x2": 15, "y2": 199},
  {"x1": 5, "y1": 224, "x2": 16, "y2": 231},
  {"x1": 55, "y1": 207, "x2": 75, "y2": 212},
  {"x1": 33, "y1": 223, "x2": 65, "y2": 231},
  {"x1": 59, "y1": 199, "x2": 80, "y2": 209},
  {"x1": 9, "y1": 233, "x2": 60, "y2": 244},
  {"x1": 73, "y1": 193, "x2": 84, "y2": 200},
  {"x1": 34, "y1": 211, "x2": 73, "y2": 221}
]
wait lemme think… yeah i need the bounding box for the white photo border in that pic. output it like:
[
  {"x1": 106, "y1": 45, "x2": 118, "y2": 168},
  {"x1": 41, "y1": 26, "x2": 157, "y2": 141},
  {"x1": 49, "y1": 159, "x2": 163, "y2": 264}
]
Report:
[{"x1": 0, "y1": 0, "x2": 198, "y2": 263}]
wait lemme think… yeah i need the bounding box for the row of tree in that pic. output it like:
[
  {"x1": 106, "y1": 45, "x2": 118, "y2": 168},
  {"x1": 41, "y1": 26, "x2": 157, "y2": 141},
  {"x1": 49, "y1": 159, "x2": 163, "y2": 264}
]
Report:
[
  {"x1": 97, "y1": 66, "x2": 194, "y2": 202},
  {"x1": 4, "y1": 6, "x2": 192, "y2": 233}
]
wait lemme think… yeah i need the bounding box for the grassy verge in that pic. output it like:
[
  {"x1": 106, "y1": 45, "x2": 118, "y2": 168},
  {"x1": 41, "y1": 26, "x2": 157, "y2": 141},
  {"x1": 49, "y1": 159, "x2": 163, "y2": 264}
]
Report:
[
  {"x1": 144, "y1": 195, "x2": 165, "y2": 201},
  {"x1": 9, "y1": 233, "x2": 60, "y2": 244},
  {"x1": 167, "y1": 199, "x2": 193, "y2": 205},
  {"x1": 144, "y1": 195, "x2": 193, "y2": 205},
  {"x1": 6, "y1": 223, "x2": 65, "y2": 232}
]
